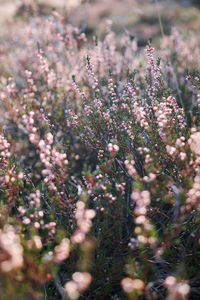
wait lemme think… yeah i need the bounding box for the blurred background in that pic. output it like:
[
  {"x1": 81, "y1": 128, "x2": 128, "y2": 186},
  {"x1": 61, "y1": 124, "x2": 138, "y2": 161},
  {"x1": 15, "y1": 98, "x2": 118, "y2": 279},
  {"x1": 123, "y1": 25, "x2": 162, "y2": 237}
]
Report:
[{"x1": 0, "y1": 0, "x2": 199, "y2": 46}]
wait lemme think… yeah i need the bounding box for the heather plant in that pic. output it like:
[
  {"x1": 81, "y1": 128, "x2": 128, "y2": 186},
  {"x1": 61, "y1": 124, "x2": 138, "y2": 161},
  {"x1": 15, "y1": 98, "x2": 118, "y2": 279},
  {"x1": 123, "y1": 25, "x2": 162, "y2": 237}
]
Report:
[{"x1": 1, "y1": 3, "x2": 200, "y2": 300}]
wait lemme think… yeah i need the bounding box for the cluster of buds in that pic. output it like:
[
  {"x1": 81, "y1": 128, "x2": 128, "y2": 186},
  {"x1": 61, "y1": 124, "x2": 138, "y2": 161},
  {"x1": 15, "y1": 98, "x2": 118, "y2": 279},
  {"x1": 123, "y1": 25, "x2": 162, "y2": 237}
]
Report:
[
  {"x1": 44, "y1": 221, "x2": 56, "y2": 235},
  {"x1": 128, "y1": 237, "x2": 138, "y2": 250},
  {"x1": 21, "y1": 191, "x2": 45, "y2": 230},
  {"x1": 65, "y1": 272, "x2": 92, "y2": 300},
  {"x1": 83, "y1": 104, "x2": 93, "y2": 116},
  {"x1": 131, "y1": 190, "x2": 150, "y2": 226},
  {"x1": 27, "y1": 235, "x2": 42, "y2": 250},
  {"x1": 67, "y1": 109, "x2": 79, "y2": 128},
  {"x1": 166, "y1": 145, "x2": 177, "y2": 157},
  {"x1": 124, "y1": 159, "x2": 137, "y2": 177},
  {"x1": 72, "y1": 79, "x2": 87, "y2": 102},
  {"x1": 47, "y1": 69, "x2": 57, "y2": 88},
  {"x1": 6, "y1": 77, "x2": 17, "y2": 96},
  {"x1": 23, "y1": 111, "x2": 38, "y2": 139},
  {"x1": 108, "y1": 77, "x2": 118, "y2": 104},
  {"x1": 4, "y1": 168, "x2": 23, "y2": 185},
  {"x1": 38, "y1": 49, "x2": 57, "y2": 88},
  {"x1": 115, "y1": 183, "x2": 126, "y2": 193},
  {"x1": 175, "y1": 137, "x2": 186, "y2": 161},
  {"x1": 137, "y1": 147, "x2": 150, "y2": 155},
  {"x1": 145, "y1": 45, "x2": 161, "y2": 89},
  {"x1": 175, "y1": 137, "x2": 185, "y2": 148},
  {"x1": 105, "y1": 192, "x2": 117, "y2": 204},
  {"x1": 0, "y1": 225, "x2": 23, "y2": 272},
  {"x1": 54, "y1": 238, "x2": 70, "y2": 263},
  {"x1": 131, "y1": 190, "x2": 155, "y2": 246},
  {"x1": 86, "y1": 57, "x2": 99, "y2": 90},
  {"x1": 22, "y1": 219, "x2": 56, "y2": 236},
  {"x1": 144, "y1": 153, "x2": 152, "y2": 164},
  {"x1": 166, "y1": 96, "x2": 186, "y2": 129},
  {"x1": 38, "y1": 136, "x2": 57, "y2": 191},
  {"x1": 102, "y1": 111, "x2": 112, "y2": 124},
  {"x1": 93, "y1": 97, "x2": 103, "y2": 110},
  {"x1": 121, "y1": 102, "x2": 130, "y2": 111},
  {"x1": 133, "y1": 101, "x2": 149, "y2": 129},
  {"x1": 121, "y1": 121, "x2": 134, "y2": 140},
  {"x1": 37, "y1": 49, "x2": 49, "y2": 76},
  {"x1": 186, "y1": 173, "x2": 200, "y2": 211},
  {"x1": 154, "y1": 101, "x2": 172, "y2": 135},
  {"x1": 22, "y1": 212, "x2": 44, "y2": 230},
  {"x1": 153, "y1": 96, "x2": 185, "y2": 140},
  {"x1": 137, "y1": 147, "x2": 153, "y2": 166},
  {"x1": 143, "y1": 172, "x2": 156, "y2": 183},
  {"x1": 121, "y1": 277, "x2": 145, "y2": 296},
  {"x1": 71, "y1": 201, "x2": 96, "y2": 244},
  {"x1": 164, "y1": 276, "x2": 190, "y2": 300},
  {"x1": 125, "y1": 82, "x2": 137, "y2": 104},
  {"x1": 108, "y1": 143, "x2": 119, "y2": 153},
  {"x1": 25, "y1": 70, "x2": 37, "y2": 93},
  {"x1": 188, "y1": 131, "x2": 200, "y2": 156},
  {"x1": 0, "y1": 134, "x2": 24, "y2": 191},
  {"x1": 97, "y1": 149, "x2": 104, "y2": 160},
  {"x1": 51, "y1": 147, "x2": 68, "y2": 167},
  {"x1": 188, "y1": 129, "x2": 200, "y2": 170},
  {"x1": 25, "y1": 70, "x2": 34, "y2": 85},
  {"x1": 0, "y1": 134, "x2": 10, "y2": 183},
  {"x1": 197, "y1": 93, "x2": 200, "y2": 110},
  {"x1": 23, "y1": 69, "x2": 39, "y2": 104},
  {"x1": 0, "y1": 134, "x2": 11, "y2": 162},
  {"x1": 25, "y1": 112, "x2": 68, "y2": 192},
  {"x1": 29, "y1": 190, "x2": 41, "y2": 208},
  {"x1": 0, "y1": 134, "x2": 12, "y2": 185}
]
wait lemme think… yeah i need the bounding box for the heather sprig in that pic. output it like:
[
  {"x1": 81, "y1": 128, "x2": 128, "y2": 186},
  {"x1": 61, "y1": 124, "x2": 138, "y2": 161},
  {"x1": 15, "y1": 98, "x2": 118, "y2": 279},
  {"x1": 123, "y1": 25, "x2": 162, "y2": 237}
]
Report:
[{"x1": 0, "y1": 4, "x2": 200, "y2": 299}]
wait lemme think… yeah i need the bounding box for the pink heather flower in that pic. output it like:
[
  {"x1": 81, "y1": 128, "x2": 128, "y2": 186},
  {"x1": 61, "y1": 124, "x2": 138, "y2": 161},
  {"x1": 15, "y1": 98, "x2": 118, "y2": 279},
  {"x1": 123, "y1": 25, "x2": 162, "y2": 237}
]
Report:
[
  {"x1": 32, "y1": 236, "x2": 42, "y2": 249},
  {"x1": 85, "y1": 209, "x2": 96, "y2": 219},
  {"x1": 0, "y1": 226, "x2": 24, "y2": 272},
  {"x1": 34, "y1": 222, "x2": 40, "y2": 229},
  {"x1": 135, "y1": 215, "x2": 147, "y2": 225},
  {"x1": 18, "y1": 172, "x2": 24, "y2": 179},
  {"x1": 54, "y1": 238, "x2": 70, "y2": 263},
  {"x1": 121, "y1": 278, "x2": 135, "y2": 293},
  {"x1": 175, "y1": 283, "x2": 190, "y2": 298},
  {"x1": 23, "y1": 218, "x2": 31, "y2": 225},
  {"x1": 179, "y1": 152, "x2": 186, "y2": 161},
  {"x1": 145, "y1": 45, "x2": 161, "y2": 80},
  {"x1": 71, "y1": 230, "x2": 85, "y2": 244},
  {"x1": 29, "y1": 133, "x2": 39, "y2": 144},
  {"x1": 166, "y1": 145, "x2": 176, "y2": 156},
  {"x1": 65, "y1": 272, "x2": 92, "y2": 299},
  {"x1": 143, "y1": 173, "x2": 156, "y2": 183},
  {"x1": 108, "y1": 143, "x2": 119, "y2": 153},
  {"x1": 133, "y1": 102, "x2": 149, "y2": 129},
  {"x1": 164, "y1": 278, "x2": 190, "y2": 300},
  {"x1": 45, "y1": 132, "x2": 54, "y2": 145},
  {"x1": 188, "y1": 132, "x2": 200, "y2": 155},
  {"x1": 73, "y1": 201, "x2": 96, "y2": 236},
  {"x1": 65, "y1": 281, "x2": 79, "y2": 299},
  {"x1": 164, "y1": 276, "x2": 177, "y2": 288},
  {"x1": 121, "y1": 278, "x2": 145, "y2": 293},
  {"x1": 72, "y1": 272, "x2": 92, "y2": 292},
  {"x1": 137, "y1": 235, "x2": 148, "y2": 244},
  {"x1": 124, "y1": 159, "x2": 137, "y2": 176}
]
